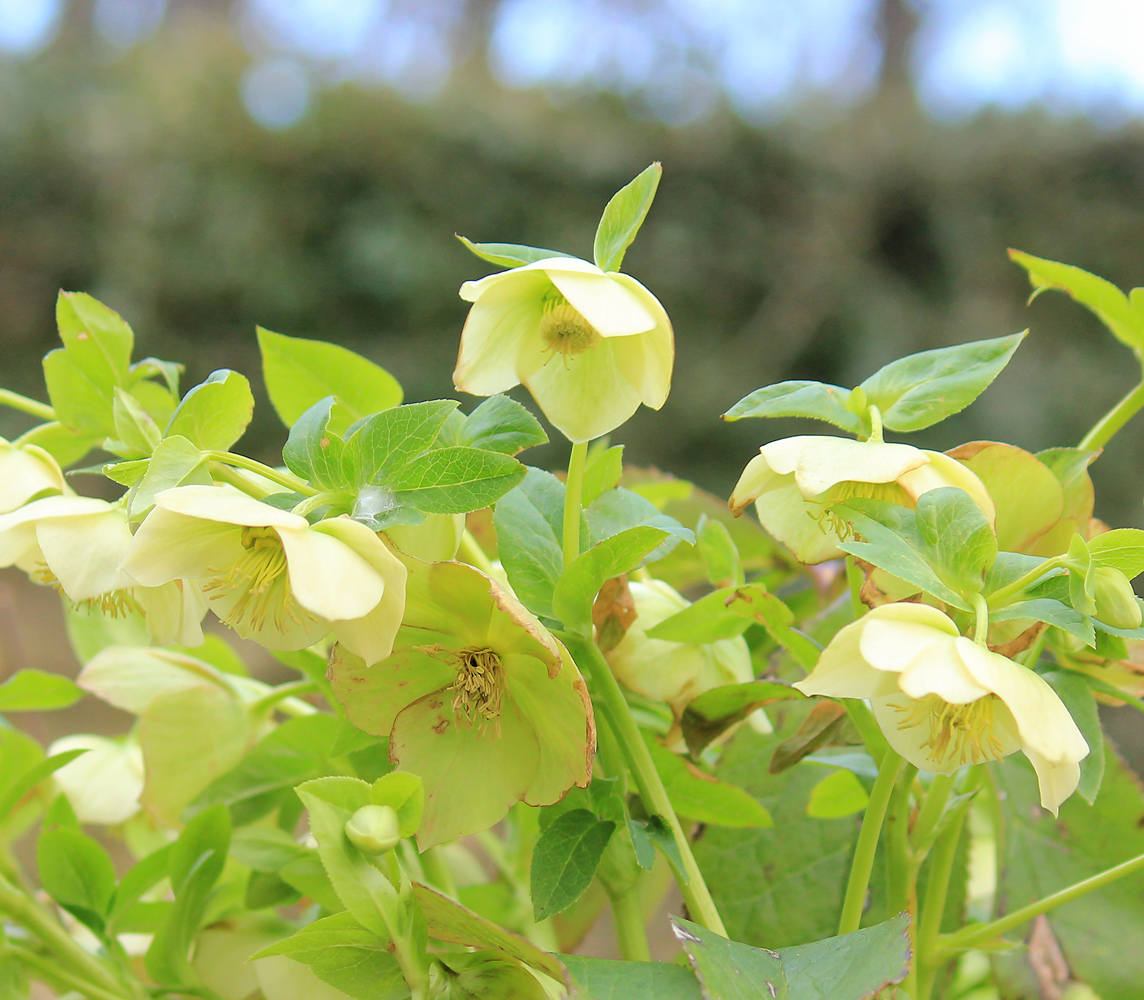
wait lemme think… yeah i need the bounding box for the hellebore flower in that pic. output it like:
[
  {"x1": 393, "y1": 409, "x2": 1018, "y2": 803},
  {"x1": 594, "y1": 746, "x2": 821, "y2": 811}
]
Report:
[
  {"x1": 730, "y1": 436, "x2": 995, "y2": 564},
  {"x1": 607, "y1": 580, "x2": 770, "y2": 733},
  {"x1": 453, "y1": 257, "x2": 673, "y2": 443},
  {"x1": 122, "y1": 485, "x2": 406, "y2": 663},
  {"x1": 0, "y1": 495, "x2": 206, "y2": 645},
  {"x1": 794, "y1": 602, "x2": 1089, "y2": 814},
  {"x1": 0, "y1": 436, "x2": 68, "y2": 514},
  {"x1": 328, "y1": 557, "x2": 594, "y2": 847},
  {"x1": 49, "y1": 735, "x2": 144, "y2": 826}
]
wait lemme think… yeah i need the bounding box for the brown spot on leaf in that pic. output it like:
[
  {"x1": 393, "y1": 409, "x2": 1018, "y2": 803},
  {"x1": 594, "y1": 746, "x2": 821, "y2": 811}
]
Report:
[{"x1": 593, "y1": 575, "x2": 637, "y2": 654}]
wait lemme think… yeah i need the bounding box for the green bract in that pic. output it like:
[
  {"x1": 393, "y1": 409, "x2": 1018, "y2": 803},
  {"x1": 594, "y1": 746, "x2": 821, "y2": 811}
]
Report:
[{"x1": 329, "y1": 556, "x2": 594, "y2": 847}]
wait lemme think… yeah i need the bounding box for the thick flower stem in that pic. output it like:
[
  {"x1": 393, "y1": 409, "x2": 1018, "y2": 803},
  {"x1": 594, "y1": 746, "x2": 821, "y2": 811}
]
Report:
[
  {"x1": 910, "y1": 772, "x2": 956, "y2": 855},
  {"x1": 0, "y1": 389, "x2": 55, "y2": 422},
  {"x1": 204, "y1": 450, "x2": 318, "y2": 497},
  {"x1": 838, "y1": 751, "x2": 905, "y2": 935},
  {"x1": 0, "y1": 873, "x2": 127, "y2": 998},
  {"x1": 885, "y1": 764, "x2": 918, "y2": 916},
  {"x1": 1079, "y1": 378, "x2": 1144, "y2": 452},
  {"x1": 938, "y1": 848, "x2": 1144, "y2": 955},
  {"x1": 915, "y1": 801, "x2": 971, "y2": 1000},
  {"x1": 607, "y1": 884, "x2": 652, "y2": 961},
  {"x1": 986, "y1": 556, "x2": 1066, "y2": 609},
  {"x1": 0, "y1": 946, "x2": 131, "y2": 1000},
  {"x1": 562, "y1": 440, "x2": 590, "y2": 569},
  {"x1": 843, "y1": 698, "x2": 888, "y2": 765},
  {"x1": 459, "y1": 529, "x2": 496, "y2": 575},
  {"x1": 563, "y1": 633, "x2": 727, "y2": 936}
]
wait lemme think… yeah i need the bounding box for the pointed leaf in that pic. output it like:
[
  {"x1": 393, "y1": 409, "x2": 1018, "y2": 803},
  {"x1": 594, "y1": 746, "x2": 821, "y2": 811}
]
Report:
[
  {"x1": 722, "y1": 380, "x2": 861, "y2": 433},
  {"x1": 593, "y1": 163, "x2": 662, "y2": 273},
  {"x1": 456, "y1": 235, "x2": 575, "y2": 269}
]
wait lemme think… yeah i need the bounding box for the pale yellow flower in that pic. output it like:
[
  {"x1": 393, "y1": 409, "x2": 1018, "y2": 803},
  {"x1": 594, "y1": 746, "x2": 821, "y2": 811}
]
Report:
[
  {"x1": 0, "y1": 495, "x2": 206, "y2": 645},
  {"x1": 453, "y1": 257, "x2": 673, "y2": 442},
  {"x1": 0, "y1": 435, "x2": 68, "y2": 514},
  {"x1": 123, "y1": 485, "x2": 406, "y2": 663},
  {"x1": 794, "y1": 602, "x2": 1089, "y2": 814},
  {"x1": 730, "y1": 436, "x2": 995, "y2": 564},
  {"x1": 49, "y1": 734, "x2": 144, "y2": 826}
]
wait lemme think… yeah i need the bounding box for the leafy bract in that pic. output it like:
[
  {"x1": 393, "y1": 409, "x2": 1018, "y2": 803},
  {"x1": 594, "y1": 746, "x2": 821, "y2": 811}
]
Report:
[
  {"x1": 164, "y1": 369, "x2": 254, "y2": 451},
  {"x1": 530, "y1": 808, "x2": 615, "y2": 920},
  {"x1": 456, "y1": 235, "x2": 574, "y2": 269},
  {"x1": 723, "y1": 380, "x2": 862, "y2": 433},
  {"x1": 593, "y1": 163, "x2": 662, "y2": 273}
]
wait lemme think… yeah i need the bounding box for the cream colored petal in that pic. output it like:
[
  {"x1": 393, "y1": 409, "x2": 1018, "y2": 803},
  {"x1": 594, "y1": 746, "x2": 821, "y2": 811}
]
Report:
[
  {"x1": 458, "y1": 255, "x2": 601, "y2": 302},
  {"x1": 1022, "y1": 746, "x2": 1081, "y2": 816},
  {"x1": 0, "y1": 494, "x2": 112, "y2": 530},
  {"x1": 546, "y1": 270, "x2": 655, "y2": 338},
  {"x1": 871, "y1": 693, "x2": 964, "y2": 774},
  {"x1": 522, "y1": 336, "x2": 642, "y2": 443},
  {"x1": 154, "y1": 485, "x2": 309, "y2": 531},
  {"x1": 794, "y1": 618, "x2": 896, "y2": 699},
  {"x1": 206, "y1": 584, "x2": 330, "y2": 651},
  {"x1": 137, "y1": 581, "x2": 208, "y2": 647},
  {"x1": 0, "y1": 519, "x2": 40, "y2": 568},
  {"x1": 955, "y1": 638, "x2": 1089, "y2": 766},
  {"x1": 730, "y1": 453, "x2": 783, "y2": 514},
  {"x1": 900, "y1": 451, "x2": 997, "y2": 526},
  {"x1": 897, "y1": 640, "x2": 991, "y2": 705},
  {"x1": 122, "y1": 506, "x2": 244, "y2": 585},
  {"x1": 49, "y1": 735, "x2": 143, "y2": 826},
  {"x1": 0, "y1": 444, "x2": 66, "y2": 514},
  {"x1": 38, "y1": 510, "x2": 136, "y2": 602},
  {"x1": 760, "y1": 437, "x2": 929, "y2": 498},
  {"x1": 277, "y1": 525, "x2": 385, "y2": 622},
  {"x1": 608, "y1": 274, "x2": 674, "y2": 406},
  {"x1": 754, "y1": 480, "x2": 846, "y2": 564},
  {"x1": 453, "y1": 271, "x2": 550, "y2": 396}
]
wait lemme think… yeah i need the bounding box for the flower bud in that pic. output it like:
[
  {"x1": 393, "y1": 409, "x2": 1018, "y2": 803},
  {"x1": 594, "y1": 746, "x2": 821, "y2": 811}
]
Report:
[
  {"x1": 1093, "y1": 567, "x2": 1143, "y2": 630},
  {"x1": 344, "y1": 804, "x2": 401, "y2": 854}
]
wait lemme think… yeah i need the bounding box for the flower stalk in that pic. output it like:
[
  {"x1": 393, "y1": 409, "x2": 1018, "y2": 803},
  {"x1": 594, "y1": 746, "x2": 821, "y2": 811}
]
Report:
[{"x1": 0, "y1": 389, "x2": 55, "y2": 422}]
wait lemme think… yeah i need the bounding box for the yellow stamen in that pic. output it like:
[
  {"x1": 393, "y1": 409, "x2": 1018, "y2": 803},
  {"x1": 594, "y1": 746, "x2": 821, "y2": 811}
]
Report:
[
  {"x1": 450, "y1": 646, "x2": 506, "y2": 738},
  {"x1": 539, "y1": 292, "x2": 601, "y2": 363},
  {"x1": 894, "y1": 693, "x2": 1007, "y2": 766},
  {"x1": 203, "y1": 526, "x2": 299, "y2": 633},
  {"x1": 30, "y1": 562, "x2": 141, "y2": 618}
]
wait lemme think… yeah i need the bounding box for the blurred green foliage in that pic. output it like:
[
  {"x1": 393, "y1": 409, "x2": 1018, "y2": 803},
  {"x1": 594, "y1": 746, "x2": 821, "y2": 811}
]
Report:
[{"x1": 1, "y1": 12, "x2": 1143, "y2": 528}]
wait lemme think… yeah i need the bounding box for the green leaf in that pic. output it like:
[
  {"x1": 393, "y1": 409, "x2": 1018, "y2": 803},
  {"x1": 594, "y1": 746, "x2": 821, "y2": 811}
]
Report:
[
  {"x1": 1088, "y1": 528, "x2": 1144, "y2": 579},
  {"x1": 56, "y1": 291, "x2": 133, "y2": 377},
  {"x1": 913, "y1": 487, "x2": 997, "y2": 596},
  {"x1": 530, "y1": 809, "x2": 615, "y2": 920},
  {"x1": 0, "y1": 748, "x2": 87, "y2": 824},
  {"x1": 646, "y1": 587, "x2": 752, "y2": 644},
  {"x1": 127, "y1": 434, "x2": 209, "y2": 520},
  {"x1": 459, "y1": 395, "x2": 548, "y2": 455},
  {"x1": 257, "y1": 326, "x2": 403, "y2": 434},
  {"x1": 593, "y1": 163, "x2": 662, "y2": 273},
  {"x1": 111, "y1": 387, "x2": 161, "y2": 456},
  {"x1": 582, "y1": 444, "x2": 625, "y2": 508},
  {"x1": 562, "y1": 956, "x2": 703, "y2": 1000},
  {"x1": 697, "y1": 515, "x2": 743, "y2": 587},
  {"x1": 806, "y1": 768, "x2": 869, "y2": 819},
  {"x1": 370, "y1": 771, "x2": 423, "y2": 838},
  {"x1": 645, "y1": 734, "x2": 772, "y2": 828},
  {"x1": 165, "y1": 369, "x2": 254, "y2": 451},
  {"x1": 722, "y1": 585, "x2": 821, "y2": 671},
  {"x1": 188, "y1": 714, "x2": 337, "y2": 824},
  {"x1": 584, "y1": 487, "x2": 694, "y2": 554},
  {"x1": 1043, "y1": 670, "x2": 1104, "y2": 804},
  {"x1": 412, "y1": 882, "x2": 567, "y2": 982},
  {"x1": 14, "y1": 421, "x2": 101, "y2": 468},
  {"x1": 282, "y1": 397, "x2": 349, "y2": 490},
  {"x1": 230, "y1": 827, "x2": 306, "y2": 872},
  {"x1": 146, "y1": 804, "x2": 231, "y2": 984},
  {"x1": 390, "y1": 445, "x2": 525, "y2": 514},
  {"x1": 346, "y1": 399, "x2": 457, "y2": 485},
  {"x1": 495, "y1": 467, "x2": 578, "y2": 620},
  {"x1": 252, "y1": 911, "x2": 406, "y2": 1000},
  {"x1": 722, "y1": 380, "x2": 862, "y2": 433},
  {"x1": 43, "y1": 348, "x2": 116, "y2": 435},
  {"x1": 1009, "y1": 249, "x2": 1144, "y2": 355},
  {"x1": 836, "y1": 499, "x2": 970, "y2": 610},
  {"x1": 456, "y1": 235, "x2": 575, "y2": 269},
  {"x1": 108, "y1": 845, "x2": 172, "y2": 929},
  {"x1": 553, "y1": 526, "x2": 672, "y2": 633},
  {"x1": 989, "y1": 598, "x2": 1095, "y2": 646},
  {"x1": 36, "y1": 827, "x2": 117, "y2": 933},
  {"x1": 681, "y1": 681, "x2": 804, "y2": 758},
  {"x1": 858, "y1": 332, "x2": 1026, "y2": 432},
  {"x1": 0, "y1": 670, "x2": 84, "y2": 711},
  {"x1": 673, "y1": 918, "x2": 784, "y2": 999}
]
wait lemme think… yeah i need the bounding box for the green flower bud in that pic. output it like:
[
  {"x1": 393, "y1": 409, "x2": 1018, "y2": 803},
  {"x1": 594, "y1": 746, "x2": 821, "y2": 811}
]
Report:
[
  {"x1": 344, "y1": 804, "x2": 401, "y2": 854},
  {"x1": 1093, "y1": 567, "x2": 1143, "y2": 630}
]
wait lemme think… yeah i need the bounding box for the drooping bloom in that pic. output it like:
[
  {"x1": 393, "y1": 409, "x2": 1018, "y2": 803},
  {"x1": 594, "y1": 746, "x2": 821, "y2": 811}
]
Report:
[
  {"x1": 122, "y1": 485, "x2": 406, "y2": 663},
  {"x1": 794, "y1": 602, "x2": 1089, "y2": 814},
  {"x1": 328, "y1": 556, "x2": 594, "y2": 847},
  {"x1": 49, "y1": 734, "x2": 144, "y2": 825},
  {"x1": 730, "y1": 436, "x2": 995, "y2": 564},
  {"x1": 453, "y1": 257, "x2": 673, "y2": 443},
  {"x1": 0, "y1": 436, "x2": 68, "y2": 514},
  {"x1": 0, "y1": 495, "x2": 206, "y2": 645},
  {"x1": 607, "y1": 580, "x2": 770, "y2": 733}
]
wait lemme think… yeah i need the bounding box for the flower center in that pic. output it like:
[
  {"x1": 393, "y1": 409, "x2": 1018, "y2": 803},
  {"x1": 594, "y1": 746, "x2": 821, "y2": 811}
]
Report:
[
  {"x1": 894, "y1": 693, "x2": 1007, "y2": 766},
  {"x1": 30, "y1": 562, "x2": 142, "y2": 618},
  {"x1": 811, "y1": 479, "x2": 912, "y2": 538},
  {"x1": 539, "y1": 292, "x2": 601, "y2": 362},
  {"x1": 203, "y1": 526, "x2": 298, "y2": 633},
  {"x1": 450, "y1": 646, "x2": 506, "y2": 737}
]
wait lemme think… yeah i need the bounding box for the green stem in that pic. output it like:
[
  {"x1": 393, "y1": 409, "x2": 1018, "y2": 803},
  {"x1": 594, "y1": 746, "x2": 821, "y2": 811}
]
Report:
[
  {"x1": 292, "y1": 490, "x2": 351, "y2": 518},
  {"x1": 208, "y1": 461, "x2": 277, "y2": 498},
  {"x1": 866, "y1": 404, "x2": 884, "y2": 444},
  {"x1": 1079, "y1": 378, "x2": 1144, "y2": 451},
  {"x1": 939, "y1": 848, "x2": 1144, "y2": 954},
  {"x1": 910, "y1": 772, "x2": 956, "y2": 856},
  {"x1": 838, "y1": 751, "x2": 905, "y2": 935},
  {"x1": 986, "y1": 557, "x2": 1066, "y2": 609},
  {"x1": 1, "y1": 946, "x2": 131, "y2": 1000},
  {"x1": 842, "y1": 698, "x2": 888, "y2": 766},
  {"x1": 885, "y1": 764, "x2": 917, "y2": 916},
  {"x1": 607, "y1": 884, "x2": 652, "y2": 961},
  {"x1": 562, "y1": 633, "x2": 727, "y2": 935},
  {"x1": 0, "y1": 389, "x2": 55, "y2": 422},
  {"x1": 845, "y1": 556, "x2": 866, "y2": 620},
  {"x1": 459, "y1": 529, "x2": 496, "y2": 575},
  {"x1": 915, "y1": 800, "x2": 971, "y2": 1000},
  {"x1": 1077, "y1": 671, "x2": 1144, "y2": 716},
  {"x1": 562, "y1": 441, "x2": 590, "y2": 568},
  {"x1": 0, "y1": 873, "x2": 126, "y2": 996},
  {"x1": 247, "y1": 679, "x2": 318, "y2": 718},
  {"x1": 204, "y1": 450, "x2": 318, "y2": 496}
]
